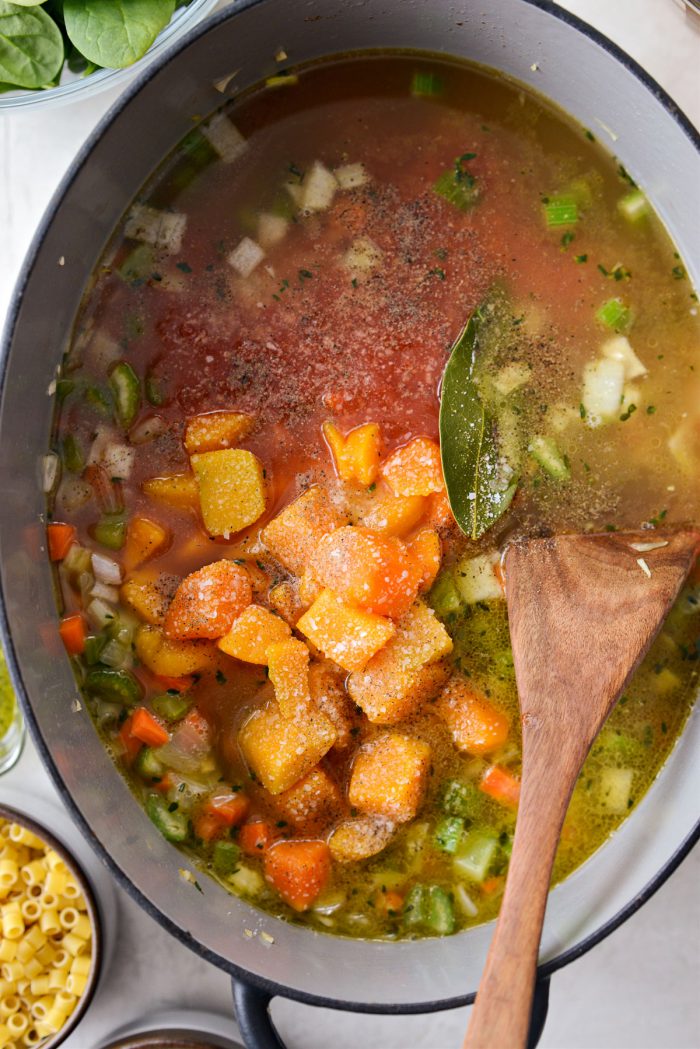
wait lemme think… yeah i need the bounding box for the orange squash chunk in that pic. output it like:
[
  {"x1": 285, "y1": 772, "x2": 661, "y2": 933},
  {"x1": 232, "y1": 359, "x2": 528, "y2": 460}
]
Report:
[
  {"x1": 121, "y1": 574, "x2": 174, "y2": 625},
  {"x1": 310, "y1": 526, "x2": 420, "y2": 618},
  {"x1": 217, "y1": 605, "x2": 291, "y2": 664},
  {"x1": 262, "y1": 486, "x2": 344, "y2": 576},
  {"x1": 348, "y1": 599, "x2": 452, "y2": 723},
  {"x1": 239, "y1": 699, "x2": 336, "y2": 794},
  {"x1": 362, "y1": 493, "x2": 426, "y2": 537},
  {"x1": 191, "y1": 449, "x2": 266, "y2": 537},
  {"x1": 135, "y1": 625, "x2": 217, "y2": 677},
  {"x1": 184, "y1": 410, "x2": 254, "y2": 454},
  {"x1": 308, "y1": 662, "x2": 358, "y2": 750},
  {"x1": 381, "y1": 437, "x2": 445, "y2": 497},
  {"x1": 264, "y1": 840, "x2": 332, "y2": 911},
  {"x1": 142, "y1": 473, "x2": 199, "y2": 509},
  {"x1": 329, "y1": 815, "x2": 396, "y2": 863},
  {"x1": 323, "y1": 420, "x2": 382, "y2": 486},
  {"x1": 164, "y1": 560, "x2": 252, "y2": 640},
  {"x1": 268, "y1": 580, "x2": 306, "y2": 625},
  {"x1": 274, "y1": 767, "x2": 344, "y2": 835},
  {"x1": 407, "y1": 529, "x2": 442, "y2": 591},
  {"x1": 266, "y1": 639, "x2": 313, "y2": 718},
  {"x1": 436, "y1": 678, "x2": 510, "y2": 754},
  {"x1": 349, "y1": 733, "x2": 431, "y2": 823},
  {"x1": 296, "y1": 589, "x2": 395, "y2": 673},
  {"x1": 123, "y1": 516, "x2": 172, "y2": 572}
]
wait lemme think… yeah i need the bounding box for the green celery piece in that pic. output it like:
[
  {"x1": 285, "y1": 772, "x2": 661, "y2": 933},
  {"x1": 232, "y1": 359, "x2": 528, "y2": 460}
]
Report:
[
  {"x1": 109, "y1": 361, "x2": 141, "y2": 429},
  {"x1": 596, "y1": 297, "x2": 631, "y2": 332},
  {"x1": 213, "y1": 840, "x2": 241, "y2": 875},
  {"x1": 543, "y1": 197, "x2": 578, "y2": 227},
  {"x1": 83, "y1": 634, "x2": 108, "y2": 667},
  {"x1": 92, "y1": 515, "x2": 127, "y2": 551},
  {"x1": 528, "y1": 435, "x2": 570, "y2": 481},
  {"x1": 152, "y1": 691, "x2": 191, "y2": 722},
  {"x1": 434, "y1": 817, "x2": 465, "y2": 854},
  {"x1": 62, "y1": 434, "x2": 85, "y2": 474},
  {"x1": 434, "y1": 153, "x2": 479, "y2": 212},
  {"x1": 402, "y1": 884, "x2": 427, "y2": 928},
  {"x1": 135, "y1": 746, "x2": 165, "y2": 781},
  {"x1": 453, "y1": 829, "x2": 499, "y2": 882},
  {"x1": 427, "y1": 886, "x2": 455, "y2": 934}
]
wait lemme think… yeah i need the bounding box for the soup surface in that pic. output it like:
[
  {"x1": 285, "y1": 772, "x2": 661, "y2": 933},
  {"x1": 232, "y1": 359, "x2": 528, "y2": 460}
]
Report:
[{"x1": 48, "y1": 54, "x2": 700, "y2": 938}]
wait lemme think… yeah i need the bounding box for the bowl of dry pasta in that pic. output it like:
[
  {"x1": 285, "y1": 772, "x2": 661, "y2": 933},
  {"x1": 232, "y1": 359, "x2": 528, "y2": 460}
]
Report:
[{"x1": 0, "y1": 804, "x2": 102, "y2": 1049}]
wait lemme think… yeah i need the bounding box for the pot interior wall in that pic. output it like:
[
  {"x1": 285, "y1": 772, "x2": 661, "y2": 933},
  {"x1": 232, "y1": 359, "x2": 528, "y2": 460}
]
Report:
[{"x1": 1, "y1": 0, "x2": 698, "y2": 1010}]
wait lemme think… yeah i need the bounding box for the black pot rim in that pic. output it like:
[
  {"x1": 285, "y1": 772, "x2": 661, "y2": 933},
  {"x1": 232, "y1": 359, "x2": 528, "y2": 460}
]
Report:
[{"x1": 0, "y1": 0, "x2": 698, "y2": 1017}]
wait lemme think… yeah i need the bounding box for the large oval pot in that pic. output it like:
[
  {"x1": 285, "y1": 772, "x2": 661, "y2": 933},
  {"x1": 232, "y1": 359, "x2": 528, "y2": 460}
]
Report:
[{"x1": 1, "y1": 1, "x2": 698, "y2": 1045}]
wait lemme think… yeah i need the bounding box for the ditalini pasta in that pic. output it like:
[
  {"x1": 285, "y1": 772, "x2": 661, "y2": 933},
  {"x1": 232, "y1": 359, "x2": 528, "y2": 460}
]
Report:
[{"x1": 0, "y1": 817, "x2": 93, "y2": 1047}]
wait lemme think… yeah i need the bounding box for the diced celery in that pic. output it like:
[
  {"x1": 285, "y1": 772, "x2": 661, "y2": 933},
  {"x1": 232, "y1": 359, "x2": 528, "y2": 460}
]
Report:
[
  {"x1": 543, "y1": 197, "x2": 578, "y2": 227},
  {"x1": 618, "y1": 190, "x2": 648, "y2": 222},
  {"x1": 146, "y1": 795, "x2": 190, "y2": 842},
  {"x1": 92, "y1": 515, "x2": 127, "y2": 551},
  {"x1": 411, "y1": 71, "x2": 444, "y2": 97},
  {"x1": 402, "y1": 884, "x2": 427, "y2": 928},
  {"x1": 83, "y1": 634, "x2": 108, "y2": 667},
  {"x1": 596, "y1": 298, "x2": 631, "y2": 332},
  {"x1": 135, "y1": 746, "x2": 164, "y2": 781},
  {"x1": 429, "y1": 570, "x2": 462, "y2": 618},
  {"x1": 84, "y1": 385, "x2": 113, "y2": 418},
  {"x1": 453, "y1": 829, "x2": 499, "y2": 882},
  {"x1": 213, "y1": 840, "x2": 241, "y2": 875},
  {"x1": 596, "y1": 728, "x2": 643, "y2": 761},
  {"x1": 434, "y1": 154, "x2": 479, "y2": 211},
  {"x1": 454, "y1": 552, "x2": 503, "y2": 603},
  {"x1": 598, "y1": 767, "x2": 633, "y2": 815},
  {"x1": 228, "y1": 865, "x2": 264, "y2": 895},
  {"x1": 442, "y1": 779, "x2": 483, "y2": 820},
  {"x1": 63, "y1": 544, "x2": 92, "y2": 576},
  {"x1": 427, "y1": 886, "x2": 455, "y2": 934},
  {"x1": 528, "y1": 435, "x2": 570, "y2": 481},
  {"x1": 152, "y1": 692, "x2": 192, "y2": 722},
  {"x1": 62, "y1": 434, "x2": 85, "y2": 474},
  {"x1": 434, "y1": 817, "x2": 465, "y2": 854},
  {"x1": 145, "y1": 373, "x2": 166, "y2": 407},
  {"x1": 109, "y1": 362, "x2": 142, "y2": 429},
  {"x1": 99, "y1": 638, "x2": 132, "y2": 670}
]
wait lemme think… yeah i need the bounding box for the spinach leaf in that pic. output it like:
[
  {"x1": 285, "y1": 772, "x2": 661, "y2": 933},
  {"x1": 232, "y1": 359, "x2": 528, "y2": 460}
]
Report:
[
  {"x1": 0, "y1": 1, "x2": 63, "y2": 89},
  {"x1": 63, "y1": 0, "x2": 175, "y2": 69},
  {"x1": 440, "y1": 297, "x2": 518, "y2": 540}
]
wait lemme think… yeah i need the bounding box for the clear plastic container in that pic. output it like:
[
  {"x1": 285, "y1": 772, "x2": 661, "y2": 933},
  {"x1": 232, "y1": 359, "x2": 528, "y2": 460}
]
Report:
[{"x1": 0, "y1": 0, "x2": 220, "y2": 113}]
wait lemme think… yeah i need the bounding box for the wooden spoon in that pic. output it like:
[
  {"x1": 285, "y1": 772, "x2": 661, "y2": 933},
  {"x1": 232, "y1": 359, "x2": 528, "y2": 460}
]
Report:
[{"x1": 464, "y1": 527, "x2": 700, "y2": 1049}]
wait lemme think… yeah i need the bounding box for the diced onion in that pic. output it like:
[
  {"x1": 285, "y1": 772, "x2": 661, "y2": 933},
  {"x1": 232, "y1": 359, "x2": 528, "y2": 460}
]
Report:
[
  {"x1": 581, "y1": 357, "x2": 625, "y2": 427},
  {"x1": 454, "y1": 884, "x2": 478, "y2": 918},
  {"x1": 91, "y1": 552, "x2": 123, "y2": 585},
  {"x1": 454, "y1": 551, "x2": 504, "y2": 603},
  {"x1": 599, "y1": 767, "x2": 633, "y2": 815},
  {"x1": 87, "y1": 426, "x2": 114, "y2": 467},
  {"x1": 257, "y1": 213, "x2": 289, "y2": 248},
  {"x1": 41, "y1": 452, "x2": 60, "y2": 493},
  {"x1": 200, "y1": 114, "x2": 247, "y2": 164},
  {"x1": 333, "y1": 162, "x2": 369, "y2": 190},
  {"x1": 285, "y1": 181, "x2": 304, "y2": 206},
  {"x1": 129, "y1": 415, "x2": 168, "y2": 445},
  {"x1": 91, "y1": 698, "x2": 123, "y2": 725},
  {"x1": 124, "y1": 204, "x2": 187, "y2": 255},
  {"x1": 87, "y1": 331, "x2": 121, "y2": 370},
  {"x1": 90, "y1": 581, "x2": 120, "y2": 604},
  {"x1": 102, "y1": 442, "x2": 135, "y2": 480},
  {"x1": 86, "y1": 598, "x2": 116, "y2": 630},
  {"x1": 300, "y1": 160, "x2": 338, "y2": 212},
  {"x1": 228, "y1": 237, "x2": 266, "y2": 278},
  {"x1": 601, "y1": 335, "x2": 647, "y2": 380},
  {"x1": 343, "y1": 236, "x2": 383, "y2": 277}
]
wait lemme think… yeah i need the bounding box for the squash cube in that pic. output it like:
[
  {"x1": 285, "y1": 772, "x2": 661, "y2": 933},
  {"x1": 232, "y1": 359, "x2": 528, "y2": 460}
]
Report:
[
  {"x1": 164, "y1": 560, "x2": 252, "y2": 640},
  {"x1": 274, "y1": 767, "x2": 345, "y2": 834},
  {"x1": 310, "y1": 526, "x2": 420, "y2": 618},
  {"x1": 323, "y1": 420, "x2": 382, "y2": 486},
  {"x1": 135, "y1": 625, "x2": 217, "y2": 677},
  {"x1": 261, "y1": 486, "x2": 344, "y2": 575},
  {"x1": 348, "y1": 599, "x2": 452, "y2": 723},
  {"x1": 184, "y1": 410, "x2": 255, "y2": 454},
  {"x1": 266, "y1": 638, "x2": 312, "y2": 718},
  {"x1": 362, "y1": 493, "x2": 426, "y2": 537},
  {"x1": 123, "y1": 516, "x2": 171, "y2": 572},
  {"x1": 296, "y1": 589, "x2": 395, "y2": 673},
  {"x1": 381, "y1": 437, "x2": 445, "y2": 497},
  {"x1": 142, "y1": 472, "x2": 200, "y2": 510},
  {"x1": 329, "y1": 815, "x2": 396, "y2": 863},
  {"x1": 268, "y1": 580, "x2": 306, "y2": 625},
  {"x1": 191, "y1": 449, "x2": 266, "y2": 537},
  {"x1": 348, "y1": 733, "x2": 431, "y2": 822},
  {"x1": 436, "y1": 677, "x2": 510, "y2": 754},
  {"x1": 121, "y1": 574, "x2": 175, "y2": 626},
  {"x1": 309, "y1": 661, "x2": 359, "y2": 750},
  {"x1": 217, "y1": 605, "x2": 291, "y2": 664},
  {"x1": 407, "y1": 529, "x2": 442, "y2": 592},
  {"x1": 239, "y1": 699, "x2": 336, "y2": 794}
]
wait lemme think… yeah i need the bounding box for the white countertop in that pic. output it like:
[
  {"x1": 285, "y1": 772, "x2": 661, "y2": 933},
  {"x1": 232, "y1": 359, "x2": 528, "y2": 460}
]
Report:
[{"x1": 1, "y1": 2, "x2": 699, "y2": 1047}]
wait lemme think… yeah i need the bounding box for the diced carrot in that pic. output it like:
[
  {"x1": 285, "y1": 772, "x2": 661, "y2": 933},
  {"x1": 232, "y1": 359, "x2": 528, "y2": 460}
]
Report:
[
  {"x1": 203, "y1": 793, "x2": 250, "y2": 827},
  {"x1": 436, "y1": 678, "x2": 509, "y2": 754},
  {"x1": 164, "y1": 560, "x2": 252, "y2": 640},
  {"x1": 194, "y1": 812, "x2": 226, "y2": 843},
  {"x1": 59, "y1": 614, "x2": 86, "y2": 656},
  {"x1": 151, "y1": 772, "x2": 173, "y2": 794},
  {"x1": 381, "y1": 437, "x2": 445, "y2": 497},
  {"x1": 117, "y1": 716, "x2": 142, "y2": 763},
  {"x1": 217, "y1": 605, "x2": 291, "y2": 665},
  {"x1": 407, "y1": 529, "x2": 442, "y2": 591},
  {"x1": 154, "y1": 674, "x2": 194, "y2": 693},
  {"x1": 47, "y1": 523, "x2": 77, "y2": 562},
  {"x1": 142, "y1": 473, "x2": 200, "y2": 510},
  {"x1": 123, "y1": 516, "x2": 171, "y2": 572},
  {"x1": 264, "y1": 840, "x2": 332, "y2": 911},
  {"x1": 376, "y1": 889, "x2": 405, "y2": 915},
  {"x1": 239, "y1": 821, "x2": 275, "y2": 856},
  {"x1": 296, "y1": 589, "x2": 395, "y2": 673},
  {"x1": 362, "y1": 494, "x2": 426, "y2": 537},
  {"x1": 184, "y1": 411, "x2": 255, "y2": 455},
  {"x1": 480, "y1": 765, "x2": 521, "y2": 808},
  {"x1": 130, "y1": 707, "x2": 170, "y2": 748},
  {"x1": 323, "y1": 420, "x2": 382, "y2": 486},
  {"x1": 310, "y1": 526, "x2": 420, "y2": 618},
  {"x1": 481, "y1": 876, "x2": 505, "y2": 896}
]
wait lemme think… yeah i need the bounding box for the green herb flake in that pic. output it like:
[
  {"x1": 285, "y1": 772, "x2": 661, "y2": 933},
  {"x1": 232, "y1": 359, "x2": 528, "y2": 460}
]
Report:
[{"x1": 574, "y1": 253, "x2": 588, "y2": 264}]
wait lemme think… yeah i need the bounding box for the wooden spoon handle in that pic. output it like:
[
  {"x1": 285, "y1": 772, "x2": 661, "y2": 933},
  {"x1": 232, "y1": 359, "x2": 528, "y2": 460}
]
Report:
[{"x1": 463, "y1": 738, "x2": 584, "y2": 1049}]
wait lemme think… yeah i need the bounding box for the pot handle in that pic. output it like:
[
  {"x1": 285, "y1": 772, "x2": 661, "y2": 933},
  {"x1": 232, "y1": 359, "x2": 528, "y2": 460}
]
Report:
[{"x1": 231, "y1": 974, "x2": 551, "y2": 1049}]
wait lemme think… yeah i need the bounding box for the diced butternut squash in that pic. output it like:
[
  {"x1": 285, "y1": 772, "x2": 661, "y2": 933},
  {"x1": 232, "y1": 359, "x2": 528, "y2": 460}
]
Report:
[
  {"x1": 268, "y1": 580, "x2": 306, "y2": 625},
  {"x1": 310, "y1": 526, "x2": 420, "y2": 618},
  {"x1": 349, "y1": 733, "x2": 431, "y2": 822},
  {"x1": 121, "y1": 575, "x2": 173, "y2": 625},
  {"x1": 191, "y1": 449, "x2": 266, "y2": 537},
  {"x1": 142, "y1": 473, "x2": 199, "y2": 509},
  {"x1": 329, "y1": 815, "x2": 396, "y2": 863},
  {"x1": 323, "y1": 420, "x2": 382, "y2": 486},
  {"x1": 184, "y1": 410, "x2": 255, "y2": 454},
  {"x1": 264, "y1": 840, "x2": 332, "y2": 911},
  {"x1": 425, "y1": 489, "x2": 454, "y2": 529},
  {"x1": 298, "y1": 569, "x2": 323, "y2": 606},
  {"x1": 122, "y1": 516, "x2": 171, "y2": 572},
  {"x1": 308, "y1": 661, "x2": 359, "y2": 750},
  {"x1": 135, "y1": 624, "x2": 217, "y2": 677},
  {"x1": 261, "y1": 486, "x2": 344, "y2": 575},
  {"x1": 164, "y1": 560, "x2": 252, "y2": 640},
  {"x1": 407, "y1": 529, "x2": 442, "y2": 591},
  {"x1": 239, "y1": 699, "x2": 336, "y2": 794},
  {"x1": 274, "y1": 767, "x2": 344, "y2": 834},
  {"x1": 217, "y1": 605, "x2": 291, "y2": 664},
  {"x1": 348, "y1": 599, "x2": 452, "y2": 723},
  {"x1": 382, "y1": 437, "x2": 444, "y2": 497},
  {"x1": 266, "y1": 638, "x2": 312, "y2": 717},
  {"x1": 436, "y1": 677, "x2": 510, "y2": 754},
  {"x1": 362, "y1": 493, "x2": 426, "y2": 537},
  {"x1": 296, "y1": 589, "x2": 395, "y2": 673}
]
